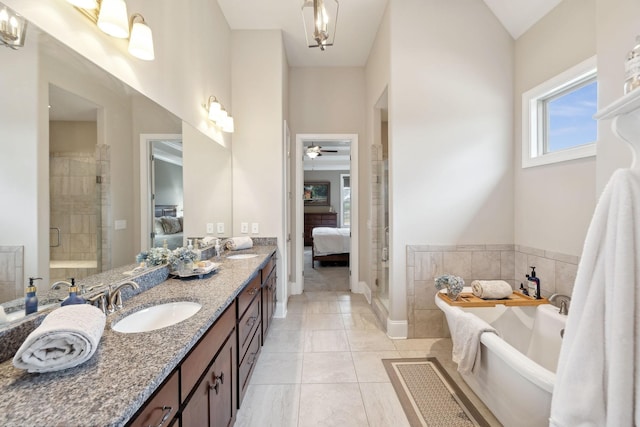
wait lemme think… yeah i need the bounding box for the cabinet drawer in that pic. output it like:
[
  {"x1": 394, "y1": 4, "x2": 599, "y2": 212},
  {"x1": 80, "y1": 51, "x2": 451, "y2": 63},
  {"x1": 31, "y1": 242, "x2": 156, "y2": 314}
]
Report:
[
  {"x1": 238, "y1": 295, "x2": 261, "y2": 358},
  {"x1": 238, "y1": 326, "x2": 261, "y2": 406},
  {"x1": 181, "y1": 301, "x2": 236, "y2": 401},
  {"x1": 237, "y1": 274, "x2": 261, "y2": 318},
  {"x1": 128, "y1": 370, "x2": 179, "y2": 427}
]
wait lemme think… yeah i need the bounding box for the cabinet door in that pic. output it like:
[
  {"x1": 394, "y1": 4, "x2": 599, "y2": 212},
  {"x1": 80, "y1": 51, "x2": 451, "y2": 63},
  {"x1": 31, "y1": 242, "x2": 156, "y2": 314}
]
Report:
[
  {"x1": 210, "y1": 334, "x2": 236, "y2": 427},
  {"x1": 128, "y1": 370, "x2": 179, "y2": 427},
  {"x1": 182, "y1": 334, "x2": 237, "y2": 427}
]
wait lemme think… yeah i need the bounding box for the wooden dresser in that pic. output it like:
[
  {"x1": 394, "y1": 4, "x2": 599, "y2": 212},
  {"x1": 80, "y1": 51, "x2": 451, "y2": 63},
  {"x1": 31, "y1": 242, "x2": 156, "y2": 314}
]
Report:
[{"x1": 304, "y1": 212, "x2": 337, "y2": 246}]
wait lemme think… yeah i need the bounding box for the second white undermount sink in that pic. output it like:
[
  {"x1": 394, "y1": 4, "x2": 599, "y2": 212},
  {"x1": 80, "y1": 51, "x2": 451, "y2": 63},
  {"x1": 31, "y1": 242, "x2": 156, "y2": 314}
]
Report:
[
  {"x1": 112, "y1": 301, "x2": 202, "y2": 333},
  {"x1": 226, "y1": 254, "x2": 258, "y2": 260}
]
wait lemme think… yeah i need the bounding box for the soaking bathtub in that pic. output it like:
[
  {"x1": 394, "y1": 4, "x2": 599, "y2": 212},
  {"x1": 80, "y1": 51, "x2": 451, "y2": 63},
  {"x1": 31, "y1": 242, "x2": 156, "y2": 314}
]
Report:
[{"x1": 435, "y1": 292, "x2": 567, "y2": 427}]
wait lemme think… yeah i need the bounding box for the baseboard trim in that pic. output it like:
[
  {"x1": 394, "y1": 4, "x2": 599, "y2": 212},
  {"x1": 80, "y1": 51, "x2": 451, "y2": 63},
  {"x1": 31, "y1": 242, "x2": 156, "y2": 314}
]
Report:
[
  {"x1": 274, "y1": 300, "x2": 287, "y2": 318},
  {"x1": 387, "y1": 318, "x2": 408, "y2": 339},
  {"x1": 361, "y1": 281, "x2": 372, "y2": 304}
]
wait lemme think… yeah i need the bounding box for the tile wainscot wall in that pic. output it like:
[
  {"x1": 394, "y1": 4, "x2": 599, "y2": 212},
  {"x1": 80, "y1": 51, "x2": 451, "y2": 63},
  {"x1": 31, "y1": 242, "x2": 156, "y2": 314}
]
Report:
[{"x1": 406, "y1": 244, "x2": 580, "y2": 338}]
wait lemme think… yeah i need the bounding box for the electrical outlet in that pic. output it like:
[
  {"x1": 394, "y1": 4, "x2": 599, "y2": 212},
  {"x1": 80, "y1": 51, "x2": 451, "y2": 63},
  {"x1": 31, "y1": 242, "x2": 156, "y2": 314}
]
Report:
[
  {"x1": 114, "y1": 220, "x2": 127, "y2": 230},
  {"x1": 251, "y1": 223, "x2": 259, "y2": 234},
  {"x1": 217, "y1": 222, "x2": 225, "y2": 233},
  {"x1": 240, "y1": 222, "x2": 249, "y2": 233},
  {"x1": 206, "y1": 223, "x2": 214, "y2": 234}
]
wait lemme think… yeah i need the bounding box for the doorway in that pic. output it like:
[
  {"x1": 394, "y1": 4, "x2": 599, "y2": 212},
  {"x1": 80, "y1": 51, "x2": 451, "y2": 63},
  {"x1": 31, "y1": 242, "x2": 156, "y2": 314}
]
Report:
[{"x1": 294, "y1": 134, "x2": 359, "y2": 294}]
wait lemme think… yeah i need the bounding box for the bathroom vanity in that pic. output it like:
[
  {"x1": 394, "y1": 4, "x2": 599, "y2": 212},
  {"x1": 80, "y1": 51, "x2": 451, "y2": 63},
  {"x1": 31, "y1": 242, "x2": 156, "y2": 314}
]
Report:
[{"x1": 0, "y1": 245, "x2": 277, "y2": 427}]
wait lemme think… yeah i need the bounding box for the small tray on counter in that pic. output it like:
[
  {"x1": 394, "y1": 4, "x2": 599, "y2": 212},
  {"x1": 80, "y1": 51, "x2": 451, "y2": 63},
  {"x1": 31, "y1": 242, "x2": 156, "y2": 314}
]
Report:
[
  {"x1": 438, "y1": 291, "x2": 548, "y2": 307},
  {"x1": 170, "y1": 261, "x2": 220, "y2": 279}
]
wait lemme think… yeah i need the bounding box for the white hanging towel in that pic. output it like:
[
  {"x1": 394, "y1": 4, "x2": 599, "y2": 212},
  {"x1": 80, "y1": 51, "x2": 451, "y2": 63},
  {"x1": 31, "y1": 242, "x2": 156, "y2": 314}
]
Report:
[{"x1": 550, "y1": 169, "x2": 640, "y2": 427}]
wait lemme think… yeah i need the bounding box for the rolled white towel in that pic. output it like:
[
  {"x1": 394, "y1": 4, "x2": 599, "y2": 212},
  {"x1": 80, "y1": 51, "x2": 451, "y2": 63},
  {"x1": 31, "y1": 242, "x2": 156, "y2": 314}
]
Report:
[
  {"x1": 13, "y1": 304, "x2": 106, "y2": 373},
  {"x1": 471, "y1": 280, "x2": 513, "y2": 300},
  {"x1": 225, "y1": 236, "x2": 253, "y2": 251}
]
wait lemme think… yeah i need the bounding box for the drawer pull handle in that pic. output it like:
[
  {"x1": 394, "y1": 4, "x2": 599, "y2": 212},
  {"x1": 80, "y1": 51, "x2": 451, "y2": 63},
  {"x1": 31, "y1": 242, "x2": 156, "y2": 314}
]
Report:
[
  {"x1": 248, "y1": 287, "x2": 259, "y2": 296},
  {"x1": 246, "y1": 315, "x2": 258, "y2": 327},
  {"x1": 148, "y1": 405, "x2": 172, "y2": 427},
  {"x1": 249, "y1": 352, "x2": 258, "y2": 366},
  {"x1": 209, "y1": 371, "x2": 224, "y2": 395}
]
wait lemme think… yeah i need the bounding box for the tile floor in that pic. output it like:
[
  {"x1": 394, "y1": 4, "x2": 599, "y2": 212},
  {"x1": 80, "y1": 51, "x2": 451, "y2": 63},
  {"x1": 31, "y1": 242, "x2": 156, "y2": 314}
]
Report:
[{"x1": 234, "y1": 290, "x2": 502, "y2": 426}]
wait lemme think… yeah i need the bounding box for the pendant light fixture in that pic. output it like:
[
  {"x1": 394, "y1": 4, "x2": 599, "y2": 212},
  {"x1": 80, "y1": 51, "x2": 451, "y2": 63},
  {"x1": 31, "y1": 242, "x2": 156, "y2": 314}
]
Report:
[
  {"x1": 128, "y1": 13, "x2": 154, "y2": 60},
  {"x1": 0, "y1": 3, "x2": 27, "y2": 50},
  {"x1": 301, "y1": 0, "x2": 339, "y2": 51},
  {"x1": 97, "y1": 0, "x2": 129, "y2": 39}
]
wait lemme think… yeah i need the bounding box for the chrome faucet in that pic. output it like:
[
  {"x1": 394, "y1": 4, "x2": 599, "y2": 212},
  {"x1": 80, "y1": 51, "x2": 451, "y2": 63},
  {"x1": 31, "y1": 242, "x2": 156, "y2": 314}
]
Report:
[
  {"x1": 107, "y1": 281, "x2": 140, "y2": 313},
  {"x1": 525, "y1": 267, "x2": 542, "y2": 300},
  {"x1": 549, "y1": 293, "x2": 571, "y2": 315},
  {"x1": 51, "y1": 279, "x2": 73, "y2": 290}
]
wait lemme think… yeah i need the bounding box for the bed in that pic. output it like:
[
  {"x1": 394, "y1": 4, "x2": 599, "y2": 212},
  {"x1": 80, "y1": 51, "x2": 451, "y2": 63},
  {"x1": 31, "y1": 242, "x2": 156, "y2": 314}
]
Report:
[
  {"x1": 311, "y1": 227, "x2": 350, "y2": 268},
  {"x1": 153, "y1": 204, "x2": 184, "y2": 250}
]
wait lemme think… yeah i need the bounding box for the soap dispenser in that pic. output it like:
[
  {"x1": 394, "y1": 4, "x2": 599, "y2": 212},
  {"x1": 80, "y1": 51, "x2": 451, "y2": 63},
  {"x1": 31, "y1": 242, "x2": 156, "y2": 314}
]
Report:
[
  {"x1": 61, "y1": 278, "x2": 86, "y2": 306},
  {"x1": 25, "y1": 277, "x2": 42, "y2": 315}
]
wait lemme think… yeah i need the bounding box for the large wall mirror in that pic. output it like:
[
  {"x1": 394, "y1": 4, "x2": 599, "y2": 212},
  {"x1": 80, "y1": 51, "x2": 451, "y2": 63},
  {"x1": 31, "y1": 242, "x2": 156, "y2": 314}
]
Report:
[{"x1": 0, "y1": 22, "x2": 232, "y2": 313}]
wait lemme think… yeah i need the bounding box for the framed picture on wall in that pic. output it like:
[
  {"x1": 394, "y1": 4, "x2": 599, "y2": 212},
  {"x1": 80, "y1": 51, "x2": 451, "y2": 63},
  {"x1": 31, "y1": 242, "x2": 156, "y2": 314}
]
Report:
[{"x1": 304, "y1": 181, "x2": 330, "y2": 206}]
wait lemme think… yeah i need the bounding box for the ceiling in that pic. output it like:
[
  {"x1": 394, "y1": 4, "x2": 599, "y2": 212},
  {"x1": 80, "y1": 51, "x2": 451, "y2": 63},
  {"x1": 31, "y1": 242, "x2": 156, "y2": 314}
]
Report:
[{"x1": 217, "y1": 0, "x2": 562, "y2": 67}]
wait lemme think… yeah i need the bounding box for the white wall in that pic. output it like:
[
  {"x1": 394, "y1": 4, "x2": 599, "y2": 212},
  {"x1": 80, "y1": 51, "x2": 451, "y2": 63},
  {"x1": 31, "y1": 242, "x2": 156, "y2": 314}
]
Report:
[
  {"x1": 154, "y1": 160, "x2": 183, "y2": 208},
  {"x1": 514, "y1": 0, "x2": 597, "y2": 257},
  {"x1": 0, "y1": 38, "x2": 40, "y2": 282},
  {"x1": 596, "y1": 0, "x2": 640, "y2": 191},
  {"x1": 388, "y1": 0, "x2": 514, "y2": 336},
  {"x1": 288, "y1": 67, "x2": 366, "y2": 283}
]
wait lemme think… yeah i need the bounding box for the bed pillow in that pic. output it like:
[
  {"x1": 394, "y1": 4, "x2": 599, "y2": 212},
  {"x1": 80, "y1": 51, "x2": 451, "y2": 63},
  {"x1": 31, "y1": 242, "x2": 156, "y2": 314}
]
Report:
[
  {"x1": 154, "y1": 218, "x2": 164, "y2": 235},
  {"x1": 161, "y1": 216, "x2": 182, "y2": 234}
]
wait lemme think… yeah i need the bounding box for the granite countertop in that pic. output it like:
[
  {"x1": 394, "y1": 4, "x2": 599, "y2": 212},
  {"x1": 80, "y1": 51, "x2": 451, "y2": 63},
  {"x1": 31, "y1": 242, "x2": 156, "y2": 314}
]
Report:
[{"x1": 0, "y1": 245, "x2": 276, "y2": 427}]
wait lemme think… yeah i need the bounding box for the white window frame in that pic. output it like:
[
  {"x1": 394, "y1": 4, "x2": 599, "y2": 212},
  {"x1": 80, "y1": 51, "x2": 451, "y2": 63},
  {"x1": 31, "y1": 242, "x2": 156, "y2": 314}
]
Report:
[
  {"x1": 340, "y1": 173, "x2": 350, "y2": 228},
  {"x1": 522, "y1": 55, "x2": 597, "y2": 168}
]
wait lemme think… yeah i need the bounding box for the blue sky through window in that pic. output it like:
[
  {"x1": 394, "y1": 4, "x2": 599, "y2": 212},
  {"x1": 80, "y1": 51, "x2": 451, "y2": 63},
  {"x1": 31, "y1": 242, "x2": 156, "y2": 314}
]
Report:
[{"x1": 547, "y1": 81, "x2": 598, "y2": 152}]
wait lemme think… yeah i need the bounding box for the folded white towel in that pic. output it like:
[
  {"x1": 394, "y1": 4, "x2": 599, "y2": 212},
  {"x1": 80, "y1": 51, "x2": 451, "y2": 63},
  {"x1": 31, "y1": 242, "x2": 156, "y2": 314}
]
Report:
[
  {"x1": 452, "y1": 311, "x2": 498, "y2": 375},
  {"x1": 471, "y1": 280, "x2": 512, "y2": 299},
  {"x1": 13, "y1": 304, "x2": 106, "y2": 373},
  {"x1": 225, "y1": 236, "x2": 253, "y2": 251}
]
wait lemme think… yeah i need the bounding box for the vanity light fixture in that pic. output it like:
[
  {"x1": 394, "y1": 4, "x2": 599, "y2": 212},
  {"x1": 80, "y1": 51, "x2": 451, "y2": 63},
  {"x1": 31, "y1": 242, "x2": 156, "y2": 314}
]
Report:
[
  {"x1": 128, "y1": 14, "x2": 154, "y2": 60},
  {"x1": 301, "y1": 0, "x2": 339, "y2": 51},
  {"x1": 0, "y1": 3, "x2": 27, "y2": 50},
  {"x1": 204, "y1": 96, "x2": 234, "y2": 133},
  {"x1": 96, "y1": 0, "x2": 129, "y2": 39},
  {"x1": 69, "y1": 0, "x2": 155, "y2": 61}
]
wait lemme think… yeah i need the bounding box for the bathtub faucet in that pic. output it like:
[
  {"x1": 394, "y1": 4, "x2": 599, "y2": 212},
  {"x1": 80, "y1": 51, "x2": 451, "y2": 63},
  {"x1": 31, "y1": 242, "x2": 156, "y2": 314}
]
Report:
[{"x1": 526, "y1": 267, "x2": 542, "y2": 300}]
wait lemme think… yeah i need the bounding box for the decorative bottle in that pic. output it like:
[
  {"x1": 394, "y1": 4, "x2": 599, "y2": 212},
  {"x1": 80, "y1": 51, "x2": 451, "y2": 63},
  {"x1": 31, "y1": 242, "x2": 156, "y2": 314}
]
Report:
[
  {"x1": 61, "y1": 278, "x2": 86, "y2": 306},
  {"x1": 25, "y1": 277, "x2": 42, "y2": 315}
]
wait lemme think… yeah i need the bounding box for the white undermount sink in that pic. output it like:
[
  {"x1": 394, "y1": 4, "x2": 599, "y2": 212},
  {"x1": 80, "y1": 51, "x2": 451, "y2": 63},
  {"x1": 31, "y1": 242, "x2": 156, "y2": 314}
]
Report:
[
  {"x1": 112, "y1": 301, "x2": 202, "y2": 333},
  {"x1": 226, "y1": 254, "x2": 258, "y2": 260}
]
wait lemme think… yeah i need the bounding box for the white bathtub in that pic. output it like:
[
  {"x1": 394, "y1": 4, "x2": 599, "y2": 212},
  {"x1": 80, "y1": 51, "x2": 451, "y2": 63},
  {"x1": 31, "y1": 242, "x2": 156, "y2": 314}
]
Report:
[{"x1": 435, "y1": 293, "x2": 567, "y2": 427}]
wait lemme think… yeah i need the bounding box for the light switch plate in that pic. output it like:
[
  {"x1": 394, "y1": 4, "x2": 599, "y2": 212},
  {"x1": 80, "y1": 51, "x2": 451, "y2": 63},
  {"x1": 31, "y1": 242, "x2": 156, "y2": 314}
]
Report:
[
  {"x1": 217, "y1": 223, "x2": 225, "y2": 233},
  {"x1": 206, "y1": 223, "x2": 214, "y2": 234},
  {"x1": 251, "y1": 223, "x2": 259, "y2": 234},
  {"x1": 240, "y1": 222, "x2": 249, "y2": 233},
  {"x1": 115, "y1": 219, "x2": 127, "y2": 230}
]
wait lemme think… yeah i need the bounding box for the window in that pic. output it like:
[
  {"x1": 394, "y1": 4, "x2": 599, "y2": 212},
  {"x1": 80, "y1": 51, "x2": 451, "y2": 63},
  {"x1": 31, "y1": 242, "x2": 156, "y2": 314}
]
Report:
[
  {"x1": 340, "y1": 174, "x2": 350, "y2": 228},
  {"x1": 522, "y1": 56, "x2": 597, "y2": 168}
]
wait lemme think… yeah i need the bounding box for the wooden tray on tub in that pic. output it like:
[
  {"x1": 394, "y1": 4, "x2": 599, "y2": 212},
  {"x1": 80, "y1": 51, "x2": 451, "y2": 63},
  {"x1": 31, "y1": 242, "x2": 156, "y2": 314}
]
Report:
[{"x1": 438, "y1": 291, "x2": 548, "y2": 307}]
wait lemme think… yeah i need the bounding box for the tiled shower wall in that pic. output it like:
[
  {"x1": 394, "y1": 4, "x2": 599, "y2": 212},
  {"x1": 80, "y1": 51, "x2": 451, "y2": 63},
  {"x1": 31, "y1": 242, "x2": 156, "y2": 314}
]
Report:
[
  {"x1": 49, "y1": 152, "x2": 99, "y2": 282},
  {"x1": 406, "y1": 244, "x2": 580, "y2": 338}
]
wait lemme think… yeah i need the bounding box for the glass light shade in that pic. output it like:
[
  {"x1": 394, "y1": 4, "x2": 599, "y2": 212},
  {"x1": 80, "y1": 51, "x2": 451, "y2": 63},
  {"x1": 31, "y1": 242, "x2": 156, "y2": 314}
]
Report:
[
  {"x1": 128, "y1": 21, "x2": 154, "y2": 60},
  {"x1": 0, "y1": 5, "x2": 27, "y2": 49},
  {"x1": 222, "y1": 116, "x2": 234, "y2": 133},
  {"x1": 66, "y1": 0, "x2": 98, "y2": 9},
  {"x1": 306, "y1": 151, "x2": 319, "y2": 159},
  {"x1": 97, "y1": 0, "x2": 129, "y2": 39},
  {"x1": 218, "y1": 109, "x2": 228, "y2": 121},
  {"x1": 208, "y1": 99, "x2": 222, "y2": 121}
]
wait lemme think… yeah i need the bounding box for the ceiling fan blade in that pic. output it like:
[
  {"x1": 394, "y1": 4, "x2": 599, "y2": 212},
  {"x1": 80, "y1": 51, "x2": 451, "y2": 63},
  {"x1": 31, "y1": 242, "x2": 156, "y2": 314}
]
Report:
[{"x1": 320, "y1": 149, "x2": 338, "y2": 153}]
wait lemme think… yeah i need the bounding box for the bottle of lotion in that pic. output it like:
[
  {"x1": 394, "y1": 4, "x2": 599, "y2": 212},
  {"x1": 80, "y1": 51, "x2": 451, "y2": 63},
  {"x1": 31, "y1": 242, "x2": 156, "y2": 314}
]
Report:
[
  {"x1": 25, "y1": 277, "x2": 42, "y2": 315},
  {"x1": 61, "y1": 278, "x2": 86, "y2": 306}
]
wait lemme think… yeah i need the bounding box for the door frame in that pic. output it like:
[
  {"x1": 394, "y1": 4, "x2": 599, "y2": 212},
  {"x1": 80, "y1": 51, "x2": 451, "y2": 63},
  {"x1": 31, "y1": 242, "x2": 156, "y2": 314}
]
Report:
[
  {"x1": 139, "y1": 134, "x2": 182, "y2": 251},
  {"x1": 293, "y1": 133, "x2": 359, "y2": 294}
]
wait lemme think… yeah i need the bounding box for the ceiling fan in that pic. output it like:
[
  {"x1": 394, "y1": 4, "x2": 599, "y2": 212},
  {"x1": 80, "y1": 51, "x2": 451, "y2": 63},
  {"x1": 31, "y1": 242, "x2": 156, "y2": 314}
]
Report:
[{"x1": 305, "y1": 144, "x2": 338, "y2": 158}]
